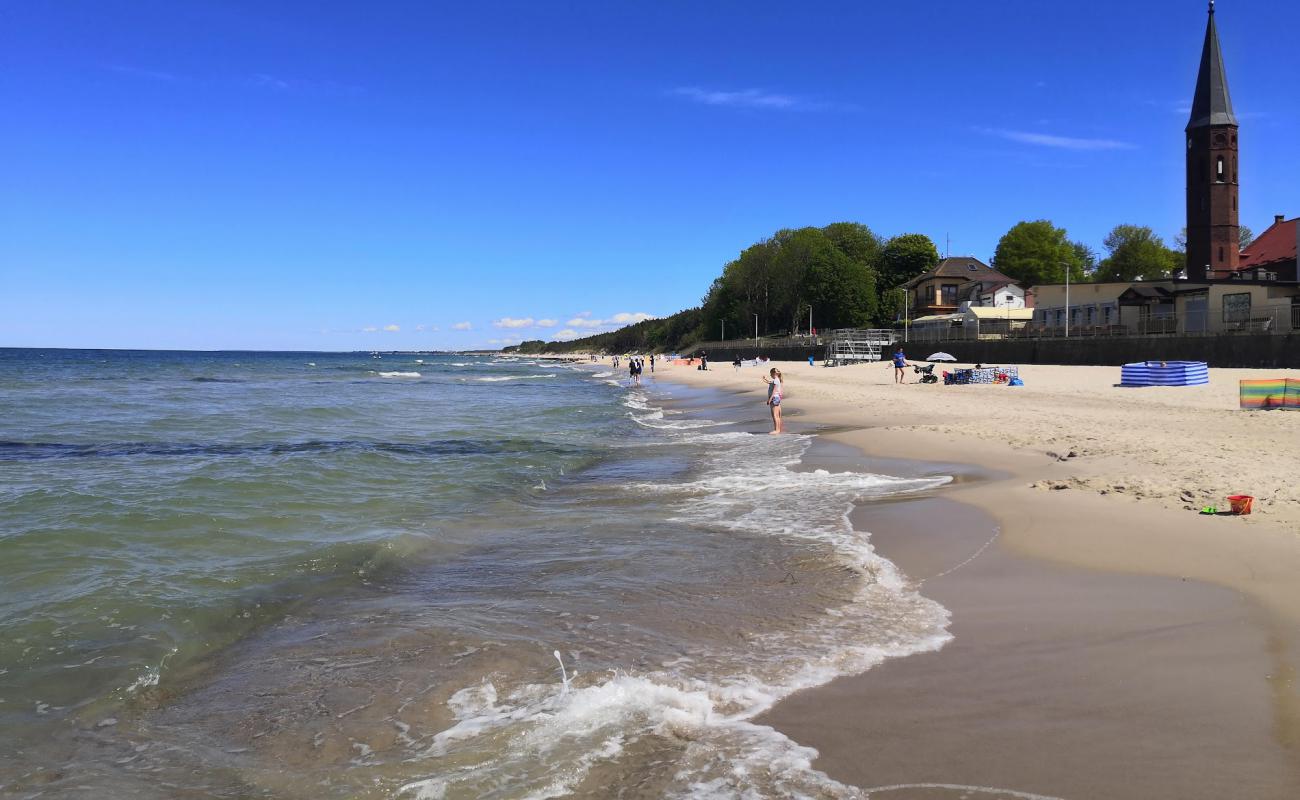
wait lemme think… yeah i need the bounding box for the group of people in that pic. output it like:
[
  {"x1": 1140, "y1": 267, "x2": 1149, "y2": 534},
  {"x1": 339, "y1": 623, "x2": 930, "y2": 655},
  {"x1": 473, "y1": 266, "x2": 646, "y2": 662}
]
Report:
[{"x1": 621, "y1": 354, "x2": 654, "y2": 386}]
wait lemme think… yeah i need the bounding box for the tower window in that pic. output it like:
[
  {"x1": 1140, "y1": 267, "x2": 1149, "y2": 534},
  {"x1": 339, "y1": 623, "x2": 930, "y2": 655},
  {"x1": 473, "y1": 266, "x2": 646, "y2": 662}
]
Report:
[
  {"x1": 1216, "y1": 157, "x2": 1225, "y2": 182},
  {"x1": 1219, "y1": 246, "x2": 1225, "y2": 262}
]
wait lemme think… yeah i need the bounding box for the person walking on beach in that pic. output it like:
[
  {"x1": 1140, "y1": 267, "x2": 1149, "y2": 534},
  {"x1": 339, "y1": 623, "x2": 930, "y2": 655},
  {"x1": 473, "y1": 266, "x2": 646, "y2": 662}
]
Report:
[
  {"x1": 762, "y1": 367, "x2": 784, "y2": 434},
  {"x1": 649, "y1": 354, "x2": 655, "y2": 373},
  {"x1": 629, "y1": 356, "x2": 640, "y2": 386},
  {"x1": 892, "y1": 347, "x2": 908, "y2": 384}
]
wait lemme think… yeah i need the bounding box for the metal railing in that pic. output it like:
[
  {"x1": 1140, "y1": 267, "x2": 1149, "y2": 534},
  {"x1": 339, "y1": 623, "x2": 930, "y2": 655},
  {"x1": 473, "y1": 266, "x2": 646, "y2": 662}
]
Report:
[{"x1": 900, "y1": 303, "x2": 1300, "y2": 343}]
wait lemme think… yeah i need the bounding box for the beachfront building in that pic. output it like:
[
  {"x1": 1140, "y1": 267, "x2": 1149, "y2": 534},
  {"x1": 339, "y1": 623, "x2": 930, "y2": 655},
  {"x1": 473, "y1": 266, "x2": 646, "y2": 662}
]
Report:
[
  {"x1": 1029, "y1": 280, "x2": 1300, "y2": 336},
  {"x1": 1025, "y1": 5, "x2": 1300, "y2": 338},
  {"x1": 905, "y1": 257, "x2": 1023, "y2": 318},
  {"x1": 1234, "y1": 215, "x2": 1299, "y2": 282}
]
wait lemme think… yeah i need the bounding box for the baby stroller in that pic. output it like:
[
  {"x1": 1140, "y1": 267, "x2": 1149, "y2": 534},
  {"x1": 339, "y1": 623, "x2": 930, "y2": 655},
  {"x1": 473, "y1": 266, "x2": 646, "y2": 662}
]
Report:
[{"x1": 913, "y1": 364, "x2": 938, "y2": 384}]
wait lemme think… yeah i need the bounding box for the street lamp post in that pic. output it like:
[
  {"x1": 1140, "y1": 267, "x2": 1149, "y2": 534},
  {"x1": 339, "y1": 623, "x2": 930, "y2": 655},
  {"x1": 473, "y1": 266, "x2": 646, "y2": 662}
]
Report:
[
  {"x1": 721, "y1": 320, "x2": 725, "y2": 341},
  {"x1": 753, "y1": 314, "x2": 759, "y2": 352},
  {"x1": 901, "y1": 288, "x2": 910, "y2": 344},
  {"x1": 1063, "y1": 262, "x2": 1071, "y2": 338}
]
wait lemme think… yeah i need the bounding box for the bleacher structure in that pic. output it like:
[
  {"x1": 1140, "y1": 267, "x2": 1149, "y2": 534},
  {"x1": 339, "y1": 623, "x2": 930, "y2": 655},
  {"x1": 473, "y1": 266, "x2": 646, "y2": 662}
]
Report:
[{"x1": 823, "y1": 329, "x2": 894, "y2": 367}]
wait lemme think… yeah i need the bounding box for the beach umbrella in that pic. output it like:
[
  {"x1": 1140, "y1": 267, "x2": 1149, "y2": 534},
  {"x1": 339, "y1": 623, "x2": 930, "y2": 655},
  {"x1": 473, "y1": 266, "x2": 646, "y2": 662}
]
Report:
[{"x1": 927, "y1": 352, "x2": 957, "y2": 362}]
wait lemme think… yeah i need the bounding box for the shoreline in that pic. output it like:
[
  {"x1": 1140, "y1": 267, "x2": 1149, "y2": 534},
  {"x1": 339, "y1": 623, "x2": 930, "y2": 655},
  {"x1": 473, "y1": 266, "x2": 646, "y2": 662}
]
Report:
[{"x1": 649, "y1": 361, "x2": 1300, "y2": 798}]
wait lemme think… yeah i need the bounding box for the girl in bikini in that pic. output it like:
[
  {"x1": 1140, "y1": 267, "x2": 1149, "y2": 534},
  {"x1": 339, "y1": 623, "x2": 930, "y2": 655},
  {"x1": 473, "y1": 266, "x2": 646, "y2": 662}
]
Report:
[{"x1": 762, "y1": 368, "x2": 784, "y2": 434}]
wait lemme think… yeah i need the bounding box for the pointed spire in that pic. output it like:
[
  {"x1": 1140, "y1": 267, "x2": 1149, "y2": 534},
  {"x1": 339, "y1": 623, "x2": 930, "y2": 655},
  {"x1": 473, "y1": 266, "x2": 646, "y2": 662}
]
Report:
[{"x1": 1187, "y1": 1, "x2": 1237, "y2": 129}]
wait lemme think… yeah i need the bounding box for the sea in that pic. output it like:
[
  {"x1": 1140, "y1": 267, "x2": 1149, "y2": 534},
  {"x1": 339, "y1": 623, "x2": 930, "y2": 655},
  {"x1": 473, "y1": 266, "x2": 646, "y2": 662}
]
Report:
[{"x1": 0, "y1": 348, "x2": 953, "y2": 799}]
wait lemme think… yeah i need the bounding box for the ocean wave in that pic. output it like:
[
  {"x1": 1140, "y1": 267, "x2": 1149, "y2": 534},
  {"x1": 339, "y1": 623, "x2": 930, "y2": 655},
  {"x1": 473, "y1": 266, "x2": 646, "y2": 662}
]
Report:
[
  {"x1": 0, "y1": 438, "x2": 584, "y2": 462},
  {"x1": 403, "y1": 407, "x2": 954, "y2": 796},
  {"x1": 474, "y1": 374, "x2": 556, "y2": 382},
  {"x1": 377, "y1": 371, "x2": 421, "y2": 378}
]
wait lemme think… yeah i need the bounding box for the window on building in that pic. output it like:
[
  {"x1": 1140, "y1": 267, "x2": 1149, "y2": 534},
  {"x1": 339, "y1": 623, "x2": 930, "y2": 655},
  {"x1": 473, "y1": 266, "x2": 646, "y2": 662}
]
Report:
[
  {"x1": 1219, "y1": 246, "x2": 1224, "y2": 263},
  {"x1": 927, "y1": 285, "x2": 936, "y2": 303},
  {"x1": 940, "y1": 284, "x2": 958, "y2": 305},
  {"x1": 1223, "y1": 292, "x2": 1251, "y2": 324},
  {"x1": 1216, "y1": 157, "x2": 1224, "y2": 182}
]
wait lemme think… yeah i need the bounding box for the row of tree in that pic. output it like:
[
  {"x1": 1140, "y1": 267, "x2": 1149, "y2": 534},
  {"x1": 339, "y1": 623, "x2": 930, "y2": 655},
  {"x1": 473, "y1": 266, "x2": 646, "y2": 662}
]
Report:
[{"x1": 513, "y1": 219, "x2": 1243, "y2": 355}]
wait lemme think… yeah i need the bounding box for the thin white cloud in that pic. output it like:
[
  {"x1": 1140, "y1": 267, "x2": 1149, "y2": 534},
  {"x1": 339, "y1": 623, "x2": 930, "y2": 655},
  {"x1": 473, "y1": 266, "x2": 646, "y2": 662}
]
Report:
[
  {"x1": 609, "y1": 312, "x2": 655, "y2": 325},
  {"x1": 536, "y1": 318, "x2": 558, "y2": 328},
  {"x1": 978, "y1": 127, "x2": 1135, "y2": 151},
  {"x1": 554, "y1": 329, "x2": 582, "y2": 341},
  {"x1": 108, "y1": 64, "x2": 178, "y2": 82},
  {"x1": 362, "y1": 326, "x2": 379, "y2": 333},
  {"x1": 452, "y1": 321, "x2": 473, "y2": 331},
  {"x1": 493, "y1": 317, "x2": 535, "y2": 329},
  {"x1": 670, "y1": 86, "x2": 837, "y2": 112},
  {"x1": 566, "y1": 316, "x2": 606, "y2": 329},
  {"x1": 252, "y1": 73, "x2": 291, "y2": 91},
  {"x1": 383, "y1": 324, "x2": 400, "y2": 332}
]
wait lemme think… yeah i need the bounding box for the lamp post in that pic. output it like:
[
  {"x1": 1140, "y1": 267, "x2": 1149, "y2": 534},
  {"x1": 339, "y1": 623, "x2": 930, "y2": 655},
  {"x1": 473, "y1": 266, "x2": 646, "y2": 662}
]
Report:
[
  {"x1": 721, "y1": 320, "x2": 725, "y2": 341},
  {"x1": 901, "y1": 287, "x2": 910, "y2": 344},
  {"x1": 1063, "y1": 262, "x2": 1071, "y2": 338},
  {"x1": 753, "y1": 314, "x2": 759, "y2": 352}
]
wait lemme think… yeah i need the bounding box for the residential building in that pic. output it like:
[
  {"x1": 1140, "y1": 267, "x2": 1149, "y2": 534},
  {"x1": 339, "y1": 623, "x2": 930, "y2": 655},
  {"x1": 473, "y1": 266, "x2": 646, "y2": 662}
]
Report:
[{"x1": 904, "y1": 257, "x2": 1021, "y2": 317}]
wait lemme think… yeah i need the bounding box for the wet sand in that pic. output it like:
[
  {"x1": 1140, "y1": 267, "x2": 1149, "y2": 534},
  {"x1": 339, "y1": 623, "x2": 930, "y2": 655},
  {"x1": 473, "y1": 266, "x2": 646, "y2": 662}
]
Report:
[{"x1": 761, "y1": 490, "x2": 1298, "y2": 799}]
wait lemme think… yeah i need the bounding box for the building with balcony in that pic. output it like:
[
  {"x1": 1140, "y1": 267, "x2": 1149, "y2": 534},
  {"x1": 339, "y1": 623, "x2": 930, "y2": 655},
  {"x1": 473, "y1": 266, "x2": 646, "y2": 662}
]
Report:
[{"x1": 904, "y1": 257, "x2": 1022, "y2": 317}]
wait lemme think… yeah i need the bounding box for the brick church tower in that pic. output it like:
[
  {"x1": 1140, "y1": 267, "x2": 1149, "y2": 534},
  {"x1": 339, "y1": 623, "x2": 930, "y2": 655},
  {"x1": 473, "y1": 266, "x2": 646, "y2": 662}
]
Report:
[{"x1": 1185, "y1": 1, "x2": 1239, "y2": 281}]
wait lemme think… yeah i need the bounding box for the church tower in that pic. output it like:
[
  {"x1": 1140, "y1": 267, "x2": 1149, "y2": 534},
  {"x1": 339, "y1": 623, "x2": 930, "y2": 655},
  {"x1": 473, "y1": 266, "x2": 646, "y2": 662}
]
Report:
[{"x1": 1186, "y1": 1, "x2": 1239, "y2": 280}]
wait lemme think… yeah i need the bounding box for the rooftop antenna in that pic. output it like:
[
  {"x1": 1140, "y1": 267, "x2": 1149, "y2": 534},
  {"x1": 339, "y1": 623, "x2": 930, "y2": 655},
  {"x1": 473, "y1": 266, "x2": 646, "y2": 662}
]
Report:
[{"x1": 945, "y1": 233, "x2": 951, "y2": 258}]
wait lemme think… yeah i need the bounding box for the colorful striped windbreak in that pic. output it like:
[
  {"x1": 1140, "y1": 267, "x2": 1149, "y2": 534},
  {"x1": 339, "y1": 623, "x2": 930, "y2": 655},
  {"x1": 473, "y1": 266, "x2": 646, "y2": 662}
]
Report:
[{"x1": 1239, "y1": 379, "x2": 1300, "y2": 410}]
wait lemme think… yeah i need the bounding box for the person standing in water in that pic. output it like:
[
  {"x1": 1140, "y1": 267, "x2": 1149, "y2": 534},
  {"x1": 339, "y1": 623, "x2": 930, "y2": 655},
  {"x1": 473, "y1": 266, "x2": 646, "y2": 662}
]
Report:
[
  {"x1": 762, "y1": 367, "x2": 784, "y2": 434},
  {"x1": 892, "y1": 346, "x2": 908, "y2": 384}
]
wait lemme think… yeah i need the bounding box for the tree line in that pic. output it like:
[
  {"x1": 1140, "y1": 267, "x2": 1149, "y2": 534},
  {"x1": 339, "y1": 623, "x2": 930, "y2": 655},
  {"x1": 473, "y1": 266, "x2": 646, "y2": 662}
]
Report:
[{"x1": 512, "y1": 219, "x2": 1239, "y2": 355}]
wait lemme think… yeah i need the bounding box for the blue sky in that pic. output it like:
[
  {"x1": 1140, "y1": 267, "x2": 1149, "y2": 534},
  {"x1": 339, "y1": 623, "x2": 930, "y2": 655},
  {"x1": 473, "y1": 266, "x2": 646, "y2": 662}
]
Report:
[{"x1": 3, "y1": 0, "x2": 1297, "y2": 350}]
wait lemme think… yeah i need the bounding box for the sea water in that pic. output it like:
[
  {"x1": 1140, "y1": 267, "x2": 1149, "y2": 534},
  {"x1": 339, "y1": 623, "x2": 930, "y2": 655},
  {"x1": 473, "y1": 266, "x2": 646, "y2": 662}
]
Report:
[{"x1": 0, "y1": 349, "x2": 951, "y2": 798}]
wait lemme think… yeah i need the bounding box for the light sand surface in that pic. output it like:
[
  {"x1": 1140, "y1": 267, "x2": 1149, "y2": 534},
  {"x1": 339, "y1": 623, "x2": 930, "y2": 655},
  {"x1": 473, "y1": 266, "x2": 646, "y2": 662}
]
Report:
[
  {"x1": 651, "y1": 359, "x2": 1300, "y2": 799},
  {"x1": 660, "y1": 360, "x2": 1300, "y2": 534}
]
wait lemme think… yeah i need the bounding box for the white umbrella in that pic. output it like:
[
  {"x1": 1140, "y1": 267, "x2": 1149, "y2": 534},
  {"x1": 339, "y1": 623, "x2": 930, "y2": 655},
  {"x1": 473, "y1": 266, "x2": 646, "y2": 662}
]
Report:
[{"x1": 926, "y1": 352, "x2": 957, "y2": 362}]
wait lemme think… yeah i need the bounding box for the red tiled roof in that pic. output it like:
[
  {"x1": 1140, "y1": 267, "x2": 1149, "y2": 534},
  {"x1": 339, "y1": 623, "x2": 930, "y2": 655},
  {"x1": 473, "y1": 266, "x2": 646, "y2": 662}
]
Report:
[{"x1": 1239, "y1": 218, "x2": 1298, "y2": 268}]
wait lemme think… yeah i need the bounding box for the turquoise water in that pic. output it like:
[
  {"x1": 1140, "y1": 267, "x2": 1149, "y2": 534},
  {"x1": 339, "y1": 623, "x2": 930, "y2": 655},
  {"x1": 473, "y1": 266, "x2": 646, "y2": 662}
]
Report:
[{"x1": 0, "y1": 349, "x2": 951, "y2": 798}]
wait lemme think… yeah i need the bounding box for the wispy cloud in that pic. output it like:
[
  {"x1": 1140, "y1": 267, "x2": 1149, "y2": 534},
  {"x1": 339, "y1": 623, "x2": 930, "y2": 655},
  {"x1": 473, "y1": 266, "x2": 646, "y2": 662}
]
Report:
[
  {"x1": 977, "y1": 127, "x2": 1136, "y2": 151},
  {"x1": 493, "y1": 317, "x2": 535, "y2": 329},
  {"x1": 452, "y1": 321, "x2": 473, "y2": 331},
  {"x1": 252, "y1": 73, "x2": 291, "y2": 91},
  {"x1": 107, "y1": 64, "x2": 179, "y2": 82},
  {"x1": 669, "y1": 86, "x2": 846, "y2": 112},
  {"x1": 383, "y1": 324, "x2": 400, "y2": 332},
  {"x1": 554, "y1": 329, "x2": 581, "y2": 341},
  {"x1": 536, "y1": 318, "x2": 558, "y2": 328},
  {"x1": 560, "y1": 312, "x2": 657, "y2": 333}
]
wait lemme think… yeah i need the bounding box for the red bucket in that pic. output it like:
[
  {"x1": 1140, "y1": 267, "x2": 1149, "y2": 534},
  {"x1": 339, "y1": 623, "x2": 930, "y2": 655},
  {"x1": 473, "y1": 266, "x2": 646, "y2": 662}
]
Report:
[{"x1": 1227, "y1": 495, "x2": 1253, "y2": 515}]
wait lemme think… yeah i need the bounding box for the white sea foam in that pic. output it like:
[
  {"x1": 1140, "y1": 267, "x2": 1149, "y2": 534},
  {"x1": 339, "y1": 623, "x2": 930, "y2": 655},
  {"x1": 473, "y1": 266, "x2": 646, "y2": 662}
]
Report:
[
  {"x1": 591, "y1": 371, "x2": 614, "y2": 378},
  {"x1": 402, "y1": 386, "x2": 955, "y2": 797},
  {"x1": 474, "y1": 374, "x2": 556, "y2": 383},
  {"x1": 377, "y1": 371, "x2": 421, "y2": 378}
]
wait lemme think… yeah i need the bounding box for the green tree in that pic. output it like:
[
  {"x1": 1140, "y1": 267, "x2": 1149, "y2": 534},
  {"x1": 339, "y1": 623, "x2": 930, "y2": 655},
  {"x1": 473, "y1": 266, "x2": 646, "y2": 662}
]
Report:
[
  {"x1": 1094, "y1": 224, "x2": 1180, "y2": 281},
  {"x1": 877, "y1": 233, "x2": 939, "y2": 321},
  {"x1": 991, "y1": 220, "x2": 1089, "y2": 285},
  {"x1": 878, "y1": 233, "x2": 940, "y2": 288}
]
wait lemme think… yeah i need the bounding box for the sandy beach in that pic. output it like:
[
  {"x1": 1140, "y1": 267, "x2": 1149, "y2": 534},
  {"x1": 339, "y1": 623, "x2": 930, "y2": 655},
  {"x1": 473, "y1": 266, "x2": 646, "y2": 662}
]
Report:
[{"x1": 652, "y1": 358, "x2": 1300, "y2": 799}]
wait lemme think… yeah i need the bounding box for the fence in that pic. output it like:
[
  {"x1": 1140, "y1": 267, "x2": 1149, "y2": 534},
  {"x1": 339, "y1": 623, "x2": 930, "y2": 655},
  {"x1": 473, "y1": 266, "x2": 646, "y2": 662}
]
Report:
[{"x1": 900, "y1": 303, "x2": 1300, "y2": 344}]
